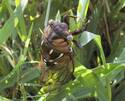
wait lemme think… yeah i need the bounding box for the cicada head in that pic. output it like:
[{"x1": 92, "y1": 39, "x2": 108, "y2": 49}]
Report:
[{"x1": 41, "y1": 20, "x2": 73, "y2": 54}]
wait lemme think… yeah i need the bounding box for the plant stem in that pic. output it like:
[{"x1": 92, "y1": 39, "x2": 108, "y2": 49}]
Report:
[{"x1": 44, "y1": 0, "x2": 52, "y2": 27}]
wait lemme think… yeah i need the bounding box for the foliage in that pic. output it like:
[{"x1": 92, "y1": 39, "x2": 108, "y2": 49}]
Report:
[{"x1": 0, "y1": 0, "x2": 125, "y2": 101}]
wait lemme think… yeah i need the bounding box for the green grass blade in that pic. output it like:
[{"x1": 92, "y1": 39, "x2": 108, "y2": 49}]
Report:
[
  {"x1": 0, "y1": 96, "x2": 12, "y2": 101},
  {"x1": 0, "y1": 0, "x2": 28, "y2": 44},
  {"x1": 44, "y1": 0, "x2": 52, "y2": 27},
  {"x1": 0, "y1": 23, "x2": 34, "y2": 91},
  {"x1": 77, "y1": 0, "x2": 90, "y2": 28},
  {"x1": 55, "y1": 10, "x2": 61, "y2": 22}
]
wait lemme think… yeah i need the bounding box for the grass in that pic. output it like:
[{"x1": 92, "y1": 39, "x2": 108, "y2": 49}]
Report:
[{"x1": 0, "y1": 0, "x2": 125, "y2": 101}]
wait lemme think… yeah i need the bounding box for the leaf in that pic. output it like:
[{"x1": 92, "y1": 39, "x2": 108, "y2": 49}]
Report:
[
  {"x1": 44, "y1": 0, "x2": 52, "y2": 27},
  {"x1": 77, "y1": 0, "x2": 90, "y2": 19},
  {"x1": 113, "y1": 0, "x2": 125, "y2": 13},
  {"x1": 107, "y1": 26, "x2": 125, "y2": 64},
  {"x1": 55, "y1": 10, "x2": 61, "y2": 22},
  {"x1": 41, "y1": 62, "x2": 125, "y2": 101},
  {"x1": 79, "y1": 31, "x2": 106, "y2": 64},
  {"x1": 0, "y1": 70, "x2": 17, "y2": 91},
  {"x1": 69, "y1": 10, "x2": 77, "y2": 31},
  {"x1": 13, "y1": 0, "x2": 28, "y2": 41},
  {"x1": 77, "y1": 0, "x2": 90, "y2": 28},
  {"x1": 79, "y1": 31, "x2": 97, "y2": 46},
  {"x1": 113, "y1": 48, "x2": 125, "y2": 63},
  {"x1": 17, "y1": 12, "x2": 27, "y2": 41},
  {"x1": 0, "y1": 67, "x2": 41, "y2": 91},
  {"x1": 20, "y1": 0, "x2": 28, "y2": 12},
  {"x1": 0, "y1": 14, "x2": 18, "y2": 44},
  {"x1": 0, "y1": 0, "x2": 28, "y2": 44},
  {"x1": 20, "y1": 68, "x2": 41, "y2": 83},
  {"x1": 15, "y1": 0, "x2": 20, "y2": 7},
  {"x1": 93, "y1": 73, "x2": 111, "y2": 101},
  {"x1": 0, "y1": 96, "x2": 12, "y2": 101},
  {"x1": 0, "y1": 23, "x2": 34, "y2": 91}
]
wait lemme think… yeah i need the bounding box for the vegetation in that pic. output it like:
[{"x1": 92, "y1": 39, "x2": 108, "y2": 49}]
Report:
[{"x1": 0, "y1": 0, "x2": 125, "y2": 101}]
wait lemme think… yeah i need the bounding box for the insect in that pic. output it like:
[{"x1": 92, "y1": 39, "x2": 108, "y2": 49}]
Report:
[{"x1": 39, "y1": 16, "x2": 85, "y2": 92}]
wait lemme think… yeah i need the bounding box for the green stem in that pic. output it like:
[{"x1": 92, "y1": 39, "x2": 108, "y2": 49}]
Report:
[
  {"x1": 44, "y1": 0, "x2": 52, "y2": 27},
  {"x1": 94, "y1": 36, "x2": 106, "y2": 65}
]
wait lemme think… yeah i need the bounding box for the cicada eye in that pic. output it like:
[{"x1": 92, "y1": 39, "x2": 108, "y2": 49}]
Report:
[
  {"x1": 67, "y1": 35, "x2": 73, "y2": 41},
  {"x1": 60, "y1": 22, "x2": 68, "y2": 31},
  {"x1": 54, "y1": 22, "x2": 68, "y2": 32}
]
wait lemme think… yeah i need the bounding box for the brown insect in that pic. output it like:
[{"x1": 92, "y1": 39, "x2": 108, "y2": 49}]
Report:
[{"x1": 38, "y1": 18, "x2": 84, "y2": 90}]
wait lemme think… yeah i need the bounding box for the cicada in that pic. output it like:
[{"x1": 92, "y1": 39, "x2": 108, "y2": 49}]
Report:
[{"x1": 39, "y1": 19, "x2": 83, "y2": 92}]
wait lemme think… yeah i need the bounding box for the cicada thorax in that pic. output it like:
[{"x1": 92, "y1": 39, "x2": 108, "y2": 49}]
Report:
[{"x1": 39, "y1": 20, "x2": 74, "y2": 87}]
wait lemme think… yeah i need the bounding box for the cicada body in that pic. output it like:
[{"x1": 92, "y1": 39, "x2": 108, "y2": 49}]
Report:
[{"x1": 39, "y1": 20, "x2": 75, "y2": 91}]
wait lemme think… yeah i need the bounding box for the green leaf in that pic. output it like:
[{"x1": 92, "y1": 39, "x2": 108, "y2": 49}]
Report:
[
  {"x1": 69, "y1": 10, "x2": 77, "y2": 31},
  {"x1": 79, "y1": 31, "x2": 96, "y2": 46},
  {"x1": 93, "y1": 73, "x2": 111, "y2": 101},
  {"x1": 113, "y1": 0, "x2": 125, "y2": 13},
  {"x1": 18, "y1": 0, "x2": 28, "y2": 37},
  {"x1": 20, "y1": 0, "x2": 28, "y2": 12},
  {"x1": 113, "y1": 48, "x2": 125, "y2": 63},
  {"x1": 0, "y1": 0, "x2": 28, "y2": 44},
  {"x1": 77, "y1": 0, "x2": 90, "y2": 19},
  {"x1": 41, "y1": 62, "x2": 125, "y2": 101},
  {"x1": 20, "y1": 68, "x2": 41, "y2": 83},
  {"x1": 77, "y1": 0, "x2": 90, "y2": 28},
  {"x1": 55, "y1": 10, "x2": 61, "y2": 22},
  {"x1": 0, "y1": 23, "x2": 34, "y2": 91},
  {"x1": 0, "y1": 96, "x2": 12, "y2": 101},
  {"x1": 15, "y1": 0, "x2": 20, "y2": 7},
  {"x1": 15, "y1": 0, "x2": 28, "y2": 41},
  {"x1": 79, "y1": 31, "x2": 106, "y2": 65},
  {"x1": 44, "y1": 0, "x2": 52, "y2": 27},
  {"x1": 0, "y1": 14, "x2": 18, "y2": 44}
]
